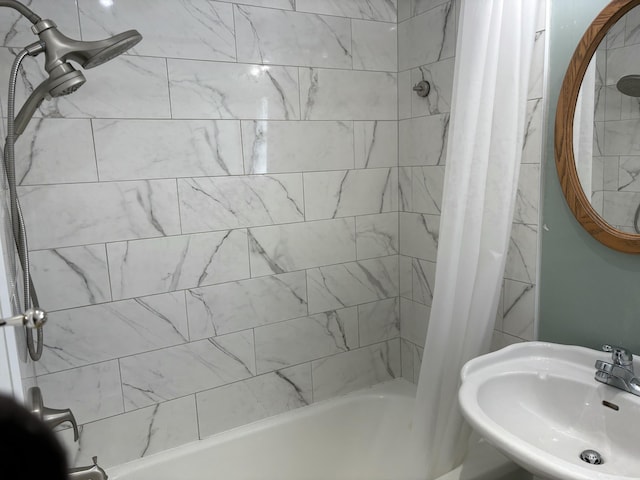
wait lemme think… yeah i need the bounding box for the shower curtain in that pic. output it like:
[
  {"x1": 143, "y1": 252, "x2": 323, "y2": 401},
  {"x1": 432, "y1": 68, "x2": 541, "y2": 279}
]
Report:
[{"x1": 408, "y1": 1, "x2": 538, "y2": 478}]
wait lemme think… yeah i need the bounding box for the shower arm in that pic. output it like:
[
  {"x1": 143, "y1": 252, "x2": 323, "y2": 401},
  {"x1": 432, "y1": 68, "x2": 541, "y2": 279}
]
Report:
[{"x1": 0, "y1": 0, "x2": 41, "y2": 24}]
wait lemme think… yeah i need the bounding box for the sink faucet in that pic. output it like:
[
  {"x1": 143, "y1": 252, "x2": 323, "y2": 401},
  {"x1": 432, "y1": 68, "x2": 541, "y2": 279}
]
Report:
[
  {"x1": 68, "y1": 456, "x2": 108, "y2": 480},
  {"x1": 595, "y1": 344, "x2": 640, "y2": 396}
]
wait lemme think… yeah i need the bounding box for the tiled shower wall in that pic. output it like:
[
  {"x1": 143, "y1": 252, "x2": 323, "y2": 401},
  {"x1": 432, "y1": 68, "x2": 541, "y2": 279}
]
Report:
[
  {"x1": 591, "y1": 6, "x2": 640, "y2": 231},
  {"x1": 396, "y1": 0, "x2": 547, "y2": 383},
  {"x1": 1, "y1": 0, "x2": 401, "y2": 467}
]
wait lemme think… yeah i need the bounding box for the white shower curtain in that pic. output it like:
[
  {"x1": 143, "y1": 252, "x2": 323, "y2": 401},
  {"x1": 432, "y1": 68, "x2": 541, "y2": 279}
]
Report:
[
  {"x1": 574, "y1": 58, "x2": 595, "y2": 197},
  {"x1": 408, "y1": 1, "x2": 538, "y2": 478}
]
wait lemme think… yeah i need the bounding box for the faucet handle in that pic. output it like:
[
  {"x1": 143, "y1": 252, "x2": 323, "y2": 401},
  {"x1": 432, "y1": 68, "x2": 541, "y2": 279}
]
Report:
[
  {"x1": 602, "y1": 344, "x2": 634, "y2": 367},
  {"x1": 27, "y1": 386, "x2": 79, "y2": 441}
]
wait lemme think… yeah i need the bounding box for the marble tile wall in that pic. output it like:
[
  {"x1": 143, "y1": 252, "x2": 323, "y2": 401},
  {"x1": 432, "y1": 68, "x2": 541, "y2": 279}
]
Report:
[
  {"x1": 396, "y1": 0, "x2": 547, "y2": 383},
  {"x1": 0, "y1": 0, "x2": 401, "y2": 468},
  {"x1": 592, "y1": 7, "x2": 640, "y2": 232}
]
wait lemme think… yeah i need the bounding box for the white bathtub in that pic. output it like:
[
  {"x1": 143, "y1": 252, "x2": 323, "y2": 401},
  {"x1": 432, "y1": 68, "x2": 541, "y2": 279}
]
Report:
[{"x1": 108, "y1": 379, "x2": 530, "y2": 480}]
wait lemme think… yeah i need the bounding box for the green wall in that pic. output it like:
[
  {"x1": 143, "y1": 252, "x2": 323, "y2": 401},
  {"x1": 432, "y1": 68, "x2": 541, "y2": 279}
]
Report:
[{"x1": 540, "y1": 0, "x2": 640, "y2": 353}]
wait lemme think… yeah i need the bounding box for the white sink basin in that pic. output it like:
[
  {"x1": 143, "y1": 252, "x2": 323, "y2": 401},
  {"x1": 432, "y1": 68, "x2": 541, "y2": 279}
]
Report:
[{"x1": 458, "y1": 341, "x2": 640, "y2": 480}]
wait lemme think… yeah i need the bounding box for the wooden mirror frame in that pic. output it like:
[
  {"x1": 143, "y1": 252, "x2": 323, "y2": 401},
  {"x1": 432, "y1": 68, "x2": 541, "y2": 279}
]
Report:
[{"x1": 556, "y1": 0, "x2": 640, "y2": 253}]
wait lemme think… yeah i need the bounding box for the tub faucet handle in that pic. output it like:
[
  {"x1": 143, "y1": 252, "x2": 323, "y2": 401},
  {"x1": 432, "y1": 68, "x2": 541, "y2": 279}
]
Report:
[
  {"x1": 602, "y1": 344, "x2": 634, "y2": 369},
  {"x1": 27, "y1": 386, "x2": 79, "y2": 441}
]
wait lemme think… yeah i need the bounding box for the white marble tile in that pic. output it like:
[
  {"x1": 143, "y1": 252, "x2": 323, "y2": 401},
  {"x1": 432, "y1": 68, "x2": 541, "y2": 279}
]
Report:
[
  {"x1": 624, "y1": 5, "x2": 640, "y2": 46},
  {"x1": 514, "y1": 164, "x2": 541, "y2": 225},
  {"x1": 168, "y1": 60, "x2": 300, "y2": 120},
  {"x1": 300, "y1": 68, "x2": 397, "y2": 120},
  {"x1": 178, "y1": 174, "x2": 304, "y2": 233},
  {"x1": 505, "y1": 223, "x2": 538, "y2": 284},
  {"x1": 242, "y1": 120, "x2": 354, "y2": 174},
  {"x1": 37, "y1": 360, "x2": 123, "y2": 424},
  {"x1": 16, "y1": 119, "x2": 97, "y2": 185},
  {"x1": 235, "y1": 5, "x2": 352, "y2": 68},
  {"x1": 411, "y1": 0, "x2": 449, "y2": 16},
  {"x1": 306, "y1": 256, "x2": 399, "y2": 314},
  {"x1": 352, "y1": 20, "x2": 397, "y2": 72},
  {"x1": 502, "y1": 280, "x2": 536, "y2": 341},
  {"x1": 619, "y1": 156, "x2": 640, "y2": 191},
  {"x1": 19, "y1": 180, "x2": 180, "y2": 250},
  {"x1": 412, "y1": 342, "x2": 424, "y2": 383},
  {"x1": 605, "y1": 15, "x2": 625, "y2": 49},
  {"x1": 78, "y1": 0, "x2": 236, "y2": 62},
  {"x1": 605, "y1": 84, "x2": 621, "y2": 122},
  {"x1": 398, "y1": 69, "x2": 412, "y2": 120},
  {"x1": 358, "y1": 297, "x2": 400, "y2": 346},
  {"x1": 234, "y1": 0, "x2": 295, "y2": 9},
  {"x1": 186, "y1": 271, "x2": 307, "y2": 338},
  {"x1": 604, "y1": 119, "x2": 640, "y2": 155},
  {"x1": 248, "y1": 218, "x2": 356, "y2": 276},
  {"x1": 36, "y1": 292, "x2": 188, "y2": 375},
  {"x1": 522, "y1": 98, "x2": 544, "y2": 164},
  {"x1": 411, "y1": 58, "x2": 454, "y2": 116},
  {"x1": 354, "y1": 121, "x2": 398, "y2": 168},
  {"x1": 108, "y1": 230, "x2": 249, "y2": 300},
  {"x1": 58, "y1": 396, "x2": 198, "y2": 469},
  {"x1": 399, "y1": 114, "x2": 449, "y2": 166},
  {"x1": 606, "y1": 44, "x2": 640, "y2": 86},
  {"x1": 412, "y1": 166, "x2": 445, "y2": 214},
  {"x1": 196, "y1": 364, "x2": 311, "y2": 438},
  {"x1": 30, "y1": 245, "x2": 110, "y2": 312},
  {"x1": 255, "y1": 308, "x2": 358, "y2": 373},
  {"x1": 399, "y1": 212, "x2": 439, "y2": 262},
  {"x1": 0, "y1": 50, "x2": 171, "y2": 119},
  {"x1": 490, "y1": 331, "x2": 524, "y2": 352},
  {"x1": 594, "y1": 121, "x2": 605, "y2": 157},
  {"x1": 398, "y1": 0, "x2": 412, "y2": 22},
  {"x1": 602, "y1": 190, "x2": 640, "y2": 228},
  {"x1": 93, "y1": 120, "x2": 243, "y2": 180},
  {"x1": 399, "y1": 255, "x2": 413, "y2": 299},
  {"x1": 304, "y1": 168, "x2": 397, "y2": 220},
  {"x1": 528, "y1": 31, "x2": 545, "y2": 100},
  {"x1": 400, "y1": 297, "x2": 429, "y2": 347},
  {"x1": 400, "y1": 338, "x2": 414, "y2": 382},
  {"x1": 296, "y1": 0, "x2": 397, "y2": 22},
  {"x1": 603, "y1": 157, "x2": 620, "y2": 191},
  {"x1": 398, "y1": 2, "x2": 455, "y2": 71},
  {"x1": 356, "y1": 212, "x2": 399, "y2": 260},
  {"x1": 0, "y1": 0, "x2": 79, "y2": 48},
  {"x1": 399, "y1": 167, "x2": 412, "y2": 212},
  {"x1": 311, "y1": 339, "x2": 400, "y2": 401},
  {"x1": 121, "y1": 331, "x2": 255, "y2": 409},
  {"x1": 412, "y1": 258, "x2": 436, "y2": 306}
]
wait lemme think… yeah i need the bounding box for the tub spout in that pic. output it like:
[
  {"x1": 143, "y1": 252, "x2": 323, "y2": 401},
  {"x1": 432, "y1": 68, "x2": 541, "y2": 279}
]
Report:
[{"x1": 68, "y1": 456, "x2": 108, "y2": 480}]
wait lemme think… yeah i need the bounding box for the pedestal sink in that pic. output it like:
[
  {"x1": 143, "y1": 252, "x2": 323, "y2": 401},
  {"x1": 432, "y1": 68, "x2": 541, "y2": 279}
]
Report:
[{"x1": 458, "y1": 342, "x2": 640, "y2": 480}]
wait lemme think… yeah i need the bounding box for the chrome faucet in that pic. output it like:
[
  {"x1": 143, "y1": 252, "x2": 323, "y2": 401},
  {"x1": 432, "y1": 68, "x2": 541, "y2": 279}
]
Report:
[
  {"x1": 27, "y1": 386, "x2": 79, "y2": 440},
  {"x1": 595, "y1": 344, "x2": 640, "y2": 396},
  {"x1": 68, "y1": 456, "x2": 109, "y2": 480}
]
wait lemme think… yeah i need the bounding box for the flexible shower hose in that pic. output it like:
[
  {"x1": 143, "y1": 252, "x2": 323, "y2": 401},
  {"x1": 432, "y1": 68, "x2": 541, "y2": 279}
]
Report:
[{"x1": 4, "y1": 46, "x2": 44, "y2": 360}]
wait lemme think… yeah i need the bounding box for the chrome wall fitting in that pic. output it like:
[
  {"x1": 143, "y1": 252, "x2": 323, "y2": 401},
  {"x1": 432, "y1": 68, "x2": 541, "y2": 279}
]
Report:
[{"x1": 413, "y1": 80, "x2": 431, "y2": 97}]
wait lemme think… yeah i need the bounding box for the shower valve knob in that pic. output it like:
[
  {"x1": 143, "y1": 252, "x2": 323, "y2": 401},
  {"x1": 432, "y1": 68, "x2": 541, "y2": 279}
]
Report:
[{"x1": 413, "y1": 80, "x2": 431, "y2": 97}]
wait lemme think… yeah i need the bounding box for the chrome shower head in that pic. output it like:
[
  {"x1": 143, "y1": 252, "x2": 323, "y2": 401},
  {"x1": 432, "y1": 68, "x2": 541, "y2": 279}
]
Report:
[
  {"x1": 617, "y1": 75, "x2": 640, "y2": 97},
  {"x1": 46, "y1": 63, "x2": 86, "y2": 97},
  {"x1": 32, "y1": 19, "x2": 142, "y2": 74},
  {"x1": 13, "y1": 64, "x2": 86, "y2": 137}
]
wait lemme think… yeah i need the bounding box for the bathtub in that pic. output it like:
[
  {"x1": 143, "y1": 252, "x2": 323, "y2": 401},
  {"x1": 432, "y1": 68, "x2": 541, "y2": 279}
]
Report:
[{"x1": 108, "y1": 379, "x2": 530, "y2": 480}]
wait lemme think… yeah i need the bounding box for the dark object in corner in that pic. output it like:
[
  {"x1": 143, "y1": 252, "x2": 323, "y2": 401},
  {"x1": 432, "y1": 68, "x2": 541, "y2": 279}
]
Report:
[{"x1": 0, "y1": 392, "x2": 68, "y2": 479}]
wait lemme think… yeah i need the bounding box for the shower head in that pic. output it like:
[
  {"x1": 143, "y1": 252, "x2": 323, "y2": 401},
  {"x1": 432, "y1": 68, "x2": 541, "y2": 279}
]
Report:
[
  {"x1": 13, "y1": 64, "x2": 86, "y2": 137},
  {"x1": 616, "y1": 75, "x2": 640, "y2": 97},
  {"x1": 32, "y1": 19, "x2": 142, "y2": 73}
]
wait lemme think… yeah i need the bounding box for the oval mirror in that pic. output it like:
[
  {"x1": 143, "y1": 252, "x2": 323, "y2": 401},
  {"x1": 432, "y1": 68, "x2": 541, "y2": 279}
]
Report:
[{"x1": 556, "y1": 0, "x2": 640, "y2": 253}]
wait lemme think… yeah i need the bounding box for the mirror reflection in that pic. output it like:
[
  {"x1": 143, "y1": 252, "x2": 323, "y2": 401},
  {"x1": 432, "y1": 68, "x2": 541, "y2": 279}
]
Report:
[{"x1": 575, "y1": 4, "x2": 640, "y2": 234}]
